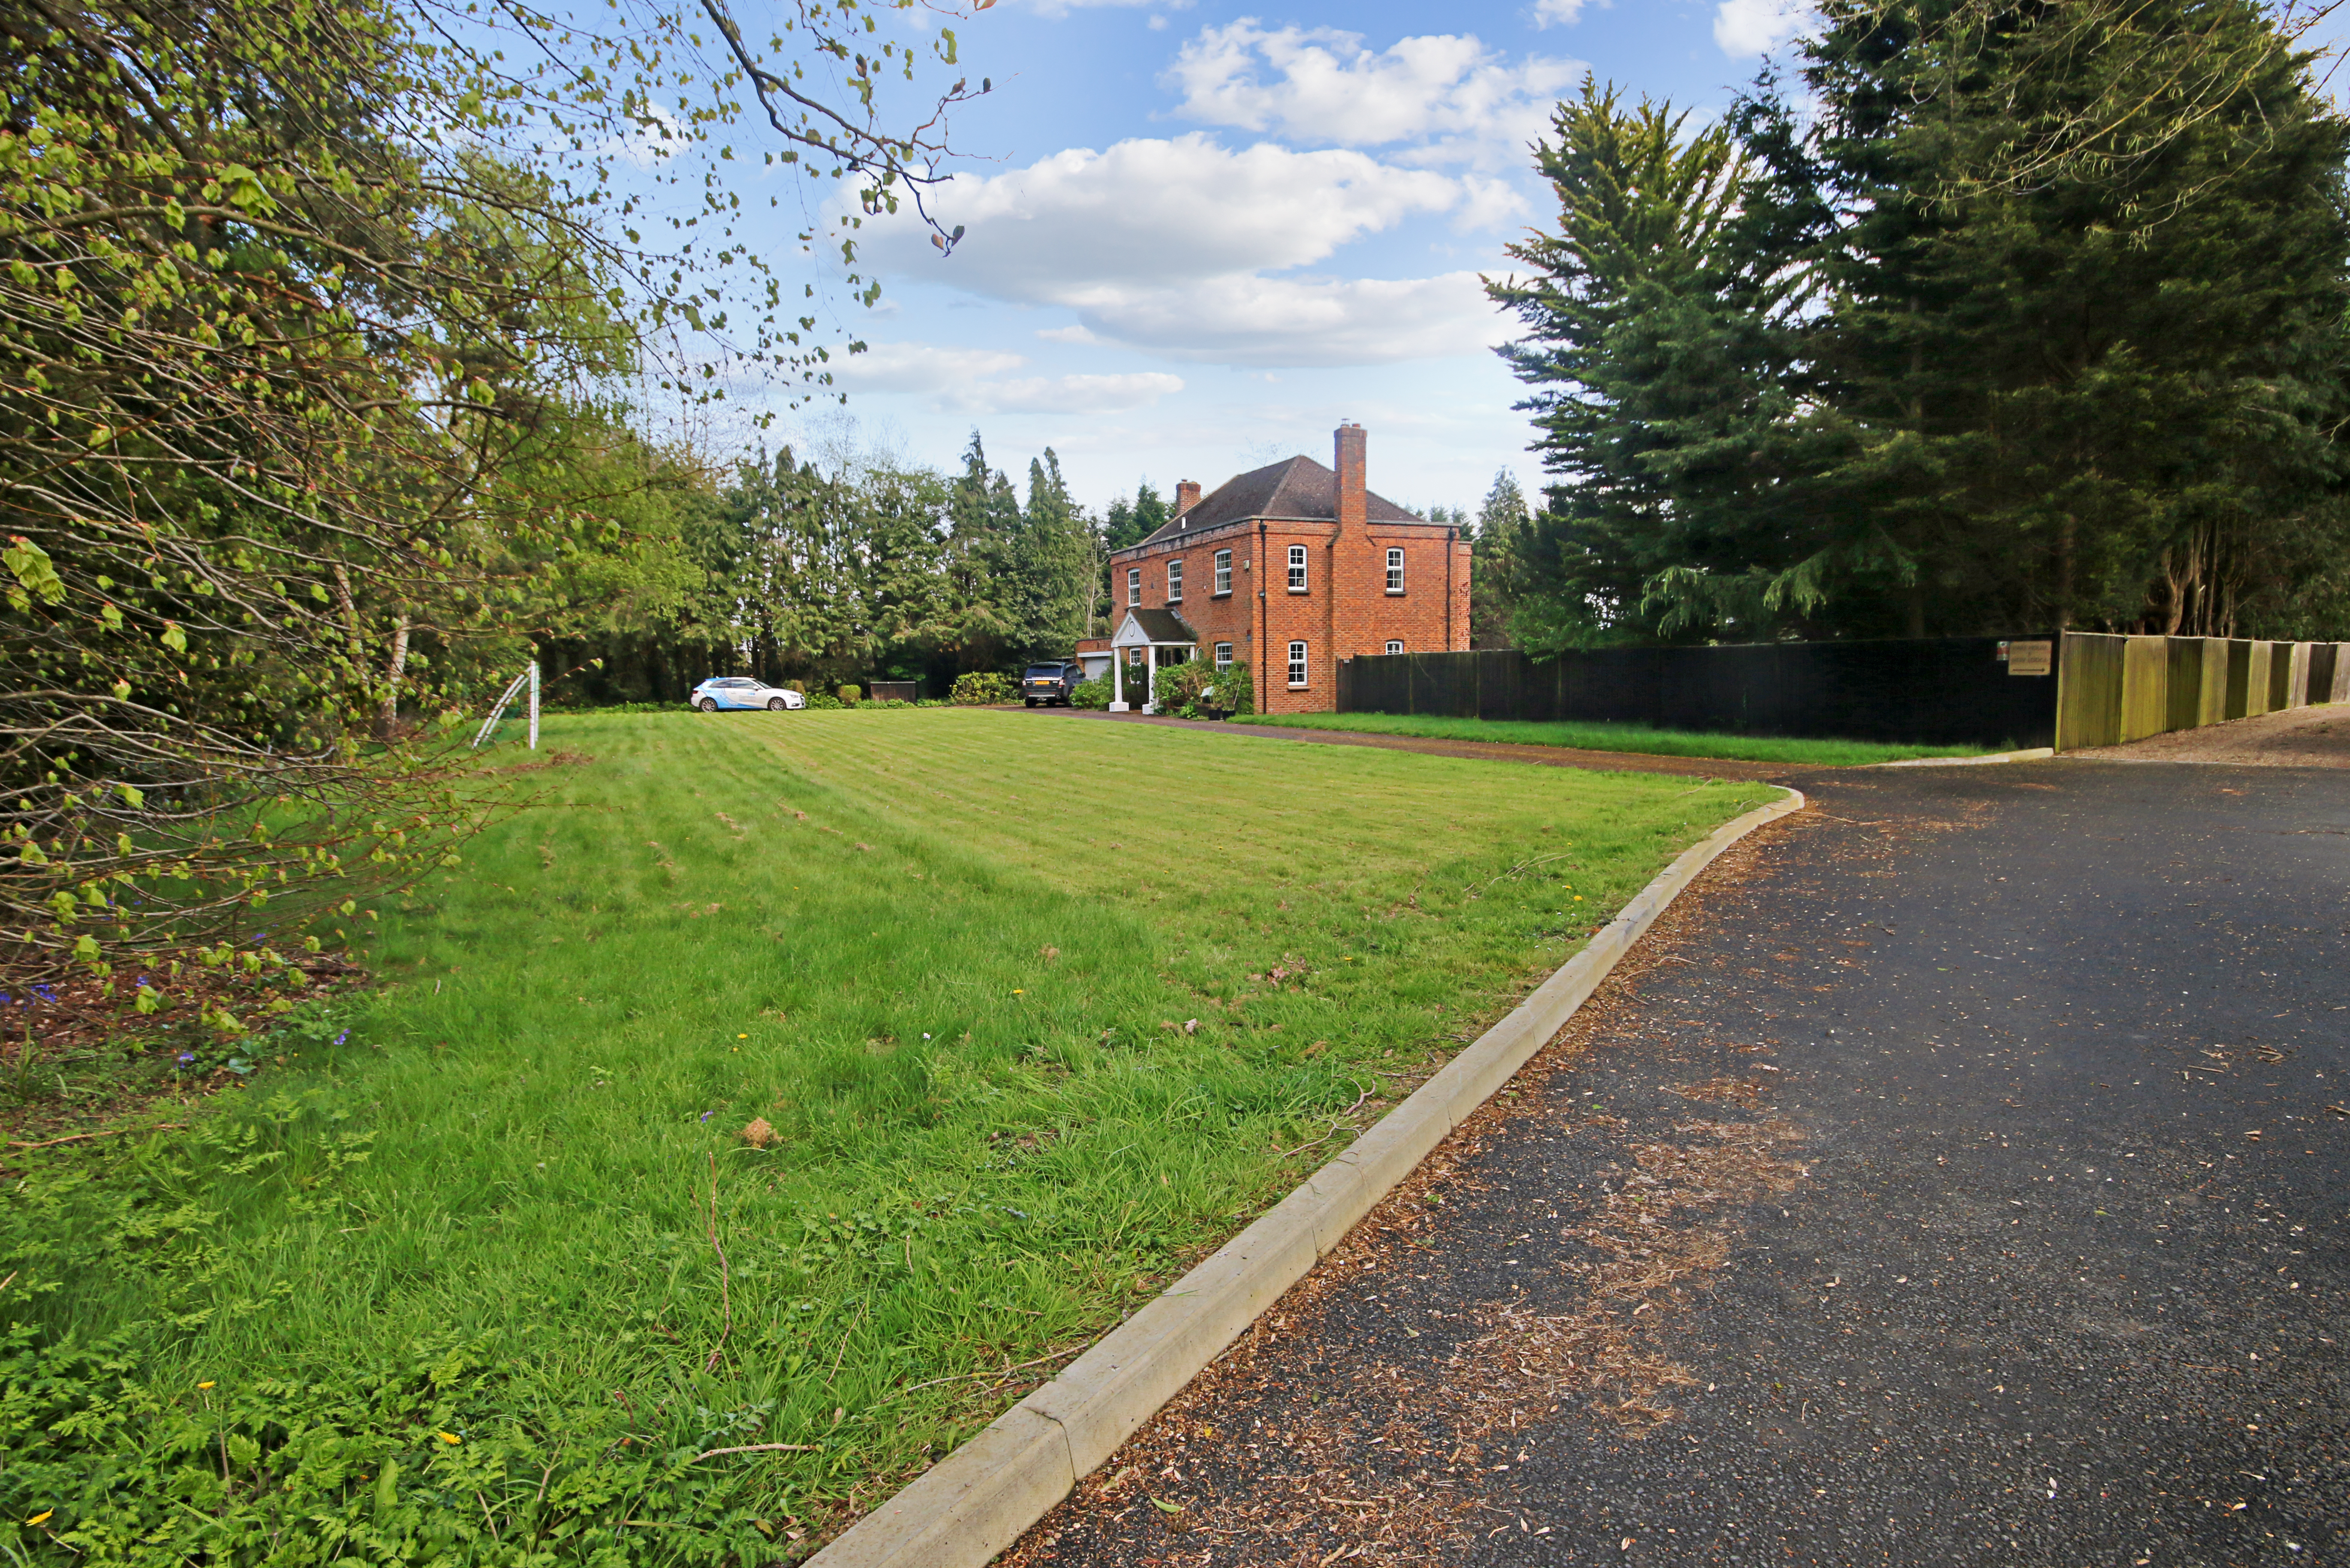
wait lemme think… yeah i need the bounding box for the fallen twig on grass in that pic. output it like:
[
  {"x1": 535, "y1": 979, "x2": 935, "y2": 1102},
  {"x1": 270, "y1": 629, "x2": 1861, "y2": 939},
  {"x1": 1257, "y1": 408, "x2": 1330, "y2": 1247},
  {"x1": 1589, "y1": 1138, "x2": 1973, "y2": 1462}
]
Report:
[
  {"x1": 1485, "y1": 852, "x2": 1575, "y2": 887},
  {"x1": 865, "y1": 1343, "x2": 1091, "y2": 1408},
  {"x1": 694, "y1": 1442, "x2": 823, "y2": 1461},
  {"x1": 9, "y1": 1123, "x2": 185, "y2": 1151},
  {"x1": 1275, "y1": 1086, "x2": 1376, "y2": 1158},
  {"x1": 704, "y1": 1151, "x2": 732, "y2": 1372}
]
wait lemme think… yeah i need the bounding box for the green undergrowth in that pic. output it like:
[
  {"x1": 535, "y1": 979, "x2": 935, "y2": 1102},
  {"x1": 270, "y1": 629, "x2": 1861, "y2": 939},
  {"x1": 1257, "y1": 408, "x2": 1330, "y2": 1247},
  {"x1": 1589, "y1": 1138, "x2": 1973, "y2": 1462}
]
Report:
[
  {"x1": 0, "y1": 710, "x2": 1775, "y2": 1562},
  {"x1": 1233, "y1": 708, "x2": 1997, "y2": 764}
]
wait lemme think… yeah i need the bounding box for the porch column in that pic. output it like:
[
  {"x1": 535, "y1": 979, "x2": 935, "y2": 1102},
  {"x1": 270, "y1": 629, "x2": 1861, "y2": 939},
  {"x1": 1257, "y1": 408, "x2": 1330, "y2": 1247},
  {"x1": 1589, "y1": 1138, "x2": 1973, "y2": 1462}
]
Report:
[{"x1": 1111, "y1": 653, "x2": 1127, "y2": 712}]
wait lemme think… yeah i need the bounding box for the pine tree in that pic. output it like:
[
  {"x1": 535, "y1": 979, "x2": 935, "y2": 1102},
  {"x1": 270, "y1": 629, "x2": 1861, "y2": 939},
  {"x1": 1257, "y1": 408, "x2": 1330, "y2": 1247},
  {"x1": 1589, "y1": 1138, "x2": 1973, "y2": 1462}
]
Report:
[
  {"x1": 1488, "y1": 78, "x2": 1809, "y2": 650},
  {"x1": 1017, "y1": 450, "x2": 1099, "y2": 654},
  {"x1": 1131, "y1": 481, "x2": 1169, "y2": 544},
  {"x1": 1758, "y1": 0, "x2": 2350, "y2": 635},
  {"x1": 1493, "y1": 9, "x2": 2350, "y2": 643},
  {"x1": 1469, "y1": 470, "x2": 1532, "y2": 649}
]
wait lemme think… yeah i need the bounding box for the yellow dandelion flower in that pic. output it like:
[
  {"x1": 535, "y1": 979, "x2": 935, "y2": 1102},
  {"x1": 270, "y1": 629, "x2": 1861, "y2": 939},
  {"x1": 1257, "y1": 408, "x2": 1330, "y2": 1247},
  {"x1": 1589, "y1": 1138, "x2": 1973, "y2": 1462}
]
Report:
[
  {"x1": 25, "y1": 1511, "x2": 52, "y2": 1526},
  {"x1": 196, "y1": 1381, "x2": 214, "y2": 1390},
  {"x1": 438, "y1": 1431, "x2": 461, "y2": 1445}
]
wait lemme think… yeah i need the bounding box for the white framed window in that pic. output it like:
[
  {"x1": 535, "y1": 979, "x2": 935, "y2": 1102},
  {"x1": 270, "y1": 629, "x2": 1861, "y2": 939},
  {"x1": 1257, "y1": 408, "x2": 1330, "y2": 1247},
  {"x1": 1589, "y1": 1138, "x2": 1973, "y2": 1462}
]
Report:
[
  {"x1": 1287, "y1": 544, "x2": 1308, "y2": 593},
  {"x1": 1126, "y1": 567, "x2": 1140, "y2": 607},
  {"x1": 1384, "y1": 640, "x2": 1404, "y2": 655},
  {"x1": 1386, "y1": 547, "x2": 1405, "y2": 594},
  {"x1": 1214, "y1": 642, "x2": 1233, "y2": 668},
  {"x1": 1287, "y1": 641, "x2": 1309, "y2": 687},
  {"x1": 1167, "y1": 558, "x2": 1183, "y2": 602},
  {"x1": 1213, "y1": 549, "x2": 1232, "y2": 596}
]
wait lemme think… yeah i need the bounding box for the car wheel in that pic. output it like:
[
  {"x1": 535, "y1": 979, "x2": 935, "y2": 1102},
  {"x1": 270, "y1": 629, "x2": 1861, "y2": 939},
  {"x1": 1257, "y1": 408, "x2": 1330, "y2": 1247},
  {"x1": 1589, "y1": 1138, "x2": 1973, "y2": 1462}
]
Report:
[
  {"x1": 767, "y1": 698, "x2": 786, "y2": 711},
  {"x1": 698, "y1": 698, "x2": 717, "y2": 713},
  {"x1": 1025, "y1": 698, "x2": 1038, "y2": 707}
]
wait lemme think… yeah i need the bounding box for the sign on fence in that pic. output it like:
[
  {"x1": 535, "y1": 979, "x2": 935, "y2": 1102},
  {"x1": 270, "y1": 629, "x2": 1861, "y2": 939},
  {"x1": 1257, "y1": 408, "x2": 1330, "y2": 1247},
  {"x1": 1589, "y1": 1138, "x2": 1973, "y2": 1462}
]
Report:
[{"x1": 1998, "y1": 640, "x2": 2053, "y2": 676}]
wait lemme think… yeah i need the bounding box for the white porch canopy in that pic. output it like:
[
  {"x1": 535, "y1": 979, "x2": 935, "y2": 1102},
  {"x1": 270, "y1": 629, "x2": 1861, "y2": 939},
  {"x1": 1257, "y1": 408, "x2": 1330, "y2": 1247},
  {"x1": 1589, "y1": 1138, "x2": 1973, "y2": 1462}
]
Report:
[{"x1": 1108, "y1": 608, "x2": 1198, "y2": 713}]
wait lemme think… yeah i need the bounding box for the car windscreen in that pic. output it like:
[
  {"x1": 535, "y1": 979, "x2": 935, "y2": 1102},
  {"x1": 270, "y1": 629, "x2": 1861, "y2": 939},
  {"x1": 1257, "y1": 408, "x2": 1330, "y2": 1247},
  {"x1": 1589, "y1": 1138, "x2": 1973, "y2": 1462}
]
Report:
[{"x1": 1023, "y1": 666, "x2": 1065, "y2": 678}]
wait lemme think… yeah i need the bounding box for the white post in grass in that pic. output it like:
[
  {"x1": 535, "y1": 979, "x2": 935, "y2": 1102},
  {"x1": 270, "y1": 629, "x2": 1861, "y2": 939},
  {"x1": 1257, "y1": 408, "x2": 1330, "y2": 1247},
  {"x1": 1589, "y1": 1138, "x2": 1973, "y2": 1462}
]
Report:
[
  {"x1": 1111, "y1": 654, "x2": 1126, "y2": 712},
  {"x1": 471, "y1": 665, "x2": 536, "y2": 750}
]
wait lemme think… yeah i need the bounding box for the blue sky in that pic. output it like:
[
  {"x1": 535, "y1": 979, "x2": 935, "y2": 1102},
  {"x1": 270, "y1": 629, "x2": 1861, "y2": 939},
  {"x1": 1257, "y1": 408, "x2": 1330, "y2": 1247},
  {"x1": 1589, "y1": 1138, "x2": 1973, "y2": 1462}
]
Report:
[
  {"x1": 695, "y1": 0, "x2": 1812, "y2": 517},
  {"x1": 715, "y1": 0, "x2": 2344, "y2": 519}
]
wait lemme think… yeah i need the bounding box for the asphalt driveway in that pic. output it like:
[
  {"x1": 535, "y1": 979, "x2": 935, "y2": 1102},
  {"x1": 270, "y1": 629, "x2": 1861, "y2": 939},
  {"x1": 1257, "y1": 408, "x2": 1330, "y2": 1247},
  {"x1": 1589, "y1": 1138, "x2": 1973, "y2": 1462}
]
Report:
[{"x1": 1005, "y1": 759, "x2": 2348, "y2": 1567}]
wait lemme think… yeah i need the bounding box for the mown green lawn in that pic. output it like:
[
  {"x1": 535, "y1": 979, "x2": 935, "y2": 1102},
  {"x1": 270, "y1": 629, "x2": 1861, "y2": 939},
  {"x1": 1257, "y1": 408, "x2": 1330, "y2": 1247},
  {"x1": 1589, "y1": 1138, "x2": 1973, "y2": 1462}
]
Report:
[
  {"x1": 4, "y1": 710, "x2": 1776, "y2": 1562},
  {"x1": 1233, "y1": 708, "x2": 1994, "y2": 764}
]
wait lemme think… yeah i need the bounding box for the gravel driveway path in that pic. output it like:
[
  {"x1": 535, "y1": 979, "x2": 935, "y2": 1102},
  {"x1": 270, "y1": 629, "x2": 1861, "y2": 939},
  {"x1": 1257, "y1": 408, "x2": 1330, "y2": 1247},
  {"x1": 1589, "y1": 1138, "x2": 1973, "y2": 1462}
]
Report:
[
  {"x1": 1005, "y1": 759, "x2": 2348, "y2": 1568},
  {"x1": 2069, "y1": 704, "x2": 2350, "y2": 768}
]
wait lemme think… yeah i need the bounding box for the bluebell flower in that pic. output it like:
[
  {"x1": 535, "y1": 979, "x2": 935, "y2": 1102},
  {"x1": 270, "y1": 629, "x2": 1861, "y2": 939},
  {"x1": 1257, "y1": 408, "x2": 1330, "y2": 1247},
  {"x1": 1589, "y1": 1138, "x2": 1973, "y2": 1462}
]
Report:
[
  {"x1": 176, "y1": 1051, "x2": 196, "y2": 1065},
  {"x1": 334, "y1": 1029, "x2": 349, "y2": 1047},
  {"x1": 699, "y1": 1111, "x2": 713, "y2": 1123}
]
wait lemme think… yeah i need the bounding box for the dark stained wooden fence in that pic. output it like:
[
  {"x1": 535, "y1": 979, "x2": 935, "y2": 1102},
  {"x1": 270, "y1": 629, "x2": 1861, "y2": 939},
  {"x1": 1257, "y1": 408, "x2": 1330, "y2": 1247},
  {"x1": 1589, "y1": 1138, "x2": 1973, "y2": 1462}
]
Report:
[{"x1": 1336, "y1": 639, "x2": 2062, "y2": 750}]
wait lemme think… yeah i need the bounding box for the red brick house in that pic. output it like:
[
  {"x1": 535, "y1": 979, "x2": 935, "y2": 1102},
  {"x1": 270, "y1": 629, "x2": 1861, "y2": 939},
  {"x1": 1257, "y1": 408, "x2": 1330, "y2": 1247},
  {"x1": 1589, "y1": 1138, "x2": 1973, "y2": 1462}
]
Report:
[{"x1": 1092, "y1": 424, "x2": 1471, "y2": 715}]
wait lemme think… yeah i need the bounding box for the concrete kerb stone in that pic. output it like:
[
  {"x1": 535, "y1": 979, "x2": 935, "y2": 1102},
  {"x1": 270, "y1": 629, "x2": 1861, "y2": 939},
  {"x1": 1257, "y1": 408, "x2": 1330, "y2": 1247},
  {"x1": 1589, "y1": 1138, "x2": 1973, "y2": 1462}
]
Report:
[
  {"x1": 1874, "y1": 746, "x2": 2057, "y2": 768},
  {"x1": 806, "y1": 786, "x2": 1809, "y2": 1568},
  {"x1": 823, "y1": 1405, "x2": 1073, "y2": 1567}
]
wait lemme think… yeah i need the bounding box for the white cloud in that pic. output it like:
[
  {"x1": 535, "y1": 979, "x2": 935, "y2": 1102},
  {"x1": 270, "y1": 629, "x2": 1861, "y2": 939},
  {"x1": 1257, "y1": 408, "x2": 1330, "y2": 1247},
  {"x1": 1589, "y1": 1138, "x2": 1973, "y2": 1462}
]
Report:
[
  {"x1": 859, "y1": 135, "x2": 1507, "y2": 366},
  {"x1": 1068, "y1": 272, "x2": 1507, "y2": 366},
  {"x1": 1164, "y1": 22, "x2": 1580, "y2": 169},
  {"x1": 945, "y1": 372, "x2": 1186, "y2": 415},
  {"x1": 911, "y1": 135, "x2": 1462, "y2": 289},
  {"x1": 1529, "y1": 0, "x2": 1589, "y2": 27},
  {"x1": 830, "y1": 341, "x2": 1029, "y2": 395},
  {"x1": 828, "y1": 343, "x2": 1183, "y2": 415},
  {"x1": 1036, "y1": 324, "x2": 1104, "y2": 345},
  {"x1": 1004, "y1": 0, "x2": 1191, "y2": 16},
  {"x1": 1713, "y1": 0, "x2": 1812, "y2": 57}
]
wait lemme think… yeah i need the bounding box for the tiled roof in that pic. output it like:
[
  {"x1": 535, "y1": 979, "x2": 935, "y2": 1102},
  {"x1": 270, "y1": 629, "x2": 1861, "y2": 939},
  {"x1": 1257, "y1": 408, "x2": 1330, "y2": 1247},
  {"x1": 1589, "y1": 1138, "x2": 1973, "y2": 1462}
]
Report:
[
  {"x1": 1118, "y1": 606, "x2": 1197, "y2": 644},
  {"x1": 1134, "y1": 456, "x2": 1423, "y2": 550}
]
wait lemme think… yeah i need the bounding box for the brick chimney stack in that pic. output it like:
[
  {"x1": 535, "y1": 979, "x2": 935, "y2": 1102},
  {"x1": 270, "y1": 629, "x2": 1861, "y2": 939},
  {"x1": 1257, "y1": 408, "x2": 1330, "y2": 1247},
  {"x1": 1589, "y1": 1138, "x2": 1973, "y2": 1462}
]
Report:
[
  {"x1": 1333, "y1": 423, "x2": 1366, "y2": 538},
  {"x1": 1175, "y1": 479, "x2": 1201, "y2": 516}
]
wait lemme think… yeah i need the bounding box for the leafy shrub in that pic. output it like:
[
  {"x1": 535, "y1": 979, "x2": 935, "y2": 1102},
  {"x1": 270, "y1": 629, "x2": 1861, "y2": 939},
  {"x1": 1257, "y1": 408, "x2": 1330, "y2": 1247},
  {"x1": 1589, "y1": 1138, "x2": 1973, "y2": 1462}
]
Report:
[
  {"x1": 1152, "y1": 658, "x2": 1252, "y2": 718},
  {"x1": 1204, "y1": 658, "x2": 1253, "y2": 716},
  {"x1": 803, "y1": 691, "x2": 843, "y2": 710},
  {"x1": 837, "y1": 684, "x2": 861, "y2": 707},
  {"x1": 1070, "y1": 675, "x2": 1113, "y2": 709},
  {"x1": 949, "y1": 672, "x2": 1016, "y2": 706}
]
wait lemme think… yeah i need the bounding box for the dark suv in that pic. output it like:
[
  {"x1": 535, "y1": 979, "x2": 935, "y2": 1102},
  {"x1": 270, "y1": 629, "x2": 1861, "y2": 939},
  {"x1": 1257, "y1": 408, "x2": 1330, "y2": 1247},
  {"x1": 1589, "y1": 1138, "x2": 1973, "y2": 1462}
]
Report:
[{"x1": 1022, "y1": 662, "x2": 1082, "y2": 707}]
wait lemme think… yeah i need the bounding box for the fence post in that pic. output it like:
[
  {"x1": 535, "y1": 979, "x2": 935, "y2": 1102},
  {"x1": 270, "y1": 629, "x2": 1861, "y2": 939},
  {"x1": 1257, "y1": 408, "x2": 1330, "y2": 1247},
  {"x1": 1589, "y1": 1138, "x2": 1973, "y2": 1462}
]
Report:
[
  {"x1": 2055, "y1": 632, "x2": 2127, "y2": 751},
  {"x1": 2119, "y1": 636, "x2": 2166, "y2": 743}
]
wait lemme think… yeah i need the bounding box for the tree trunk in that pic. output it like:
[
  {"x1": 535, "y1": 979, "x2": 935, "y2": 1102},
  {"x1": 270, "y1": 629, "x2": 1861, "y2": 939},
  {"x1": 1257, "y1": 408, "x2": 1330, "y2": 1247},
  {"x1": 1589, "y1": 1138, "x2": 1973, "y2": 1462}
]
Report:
[
  {"x1": 2055, "y1": 514, "x2": 2076, "y2": 629},
  {"x1": 375, "y1": 615, "x2": 409, "y2": 742}
]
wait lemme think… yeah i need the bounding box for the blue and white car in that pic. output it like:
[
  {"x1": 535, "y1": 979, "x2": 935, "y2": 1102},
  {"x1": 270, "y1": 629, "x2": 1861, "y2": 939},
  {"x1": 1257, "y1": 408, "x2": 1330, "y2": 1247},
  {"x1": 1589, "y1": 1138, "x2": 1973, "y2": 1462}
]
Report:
[{"x1": 689, "y1": 677, "x2": 806, "y2": 713}]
